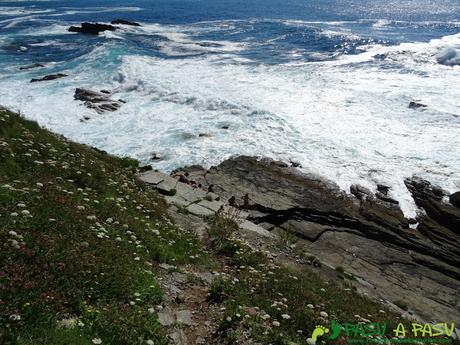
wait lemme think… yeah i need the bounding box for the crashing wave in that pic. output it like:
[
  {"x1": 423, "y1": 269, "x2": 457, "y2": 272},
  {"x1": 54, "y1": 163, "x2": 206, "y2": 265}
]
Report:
[{"x1": 436, "y1": 47, "x2": 460, "y2": 66}]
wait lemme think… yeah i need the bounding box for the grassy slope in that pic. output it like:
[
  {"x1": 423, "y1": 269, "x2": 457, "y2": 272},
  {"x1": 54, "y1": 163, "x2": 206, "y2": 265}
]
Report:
[
  {"x1": 0, "y1": 109, "x2": 207, "y2": 344},
  {"x1": 0, "y1": 109, "x2": 423, "y2": 345}
]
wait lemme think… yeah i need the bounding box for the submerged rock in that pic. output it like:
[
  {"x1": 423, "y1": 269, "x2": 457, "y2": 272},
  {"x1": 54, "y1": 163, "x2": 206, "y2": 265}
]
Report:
[
  {"x1": 408, "y1": 101, "x2": 427, "y2": 109},
  {"x1": 74, "y1": 88, "x2": 123, "y2": 114},
  {"x1": 111, "y1": 19, "x2": 141, "y2": 26},
  {"x1": 19, "y1": 63, "x2": 45, "y2": 71},
  {"x1": 30, "y1": 73, "x2": 68, "y2": 83},
  {"x1": 68, "y1": 22, "x2": 117, "y2": 35}
]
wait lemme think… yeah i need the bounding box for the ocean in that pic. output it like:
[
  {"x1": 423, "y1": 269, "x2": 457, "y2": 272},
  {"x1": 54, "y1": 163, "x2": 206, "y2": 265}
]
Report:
[{"x1": 1, "y1": 0, "x2": 459, "y2": 216}]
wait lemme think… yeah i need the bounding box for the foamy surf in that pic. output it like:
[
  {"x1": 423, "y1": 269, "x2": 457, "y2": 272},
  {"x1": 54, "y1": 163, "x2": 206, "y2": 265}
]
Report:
[{"x1": 0, "y1": 9, "x2": 459, "y2": 218}]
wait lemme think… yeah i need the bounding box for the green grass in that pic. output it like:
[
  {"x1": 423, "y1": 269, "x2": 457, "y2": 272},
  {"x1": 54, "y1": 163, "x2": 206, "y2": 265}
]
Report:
[
  {"x1": 0, "y1": 110, "x2": 208, "y2": 344},
  {"x1": 207, "y1": 216, "x2": 408, "y2": 345}
]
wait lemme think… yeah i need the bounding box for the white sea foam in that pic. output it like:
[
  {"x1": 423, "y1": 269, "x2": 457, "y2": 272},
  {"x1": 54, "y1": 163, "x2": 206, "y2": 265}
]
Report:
[
  {"x1": 436, "y1": 46, "x2": 460, "y2": 66},
  {"x1": 0, "y1": 25, "x2": 459, "y2": 218}
]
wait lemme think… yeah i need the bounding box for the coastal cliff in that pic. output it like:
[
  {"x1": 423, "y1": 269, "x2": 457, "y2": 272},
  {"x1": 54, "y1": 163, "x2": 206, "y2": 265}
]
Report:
[{"x1": 1, "y1": 108, "x2": 459, "y2": 345}]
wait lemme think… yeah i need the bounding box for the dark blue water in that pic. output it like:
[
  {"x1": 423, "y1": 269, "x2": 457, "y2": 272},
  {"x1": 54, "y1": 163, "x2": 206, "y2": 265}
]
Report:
[{"x1": 1, "y1": 0, "x2": 460, "y2": 66}]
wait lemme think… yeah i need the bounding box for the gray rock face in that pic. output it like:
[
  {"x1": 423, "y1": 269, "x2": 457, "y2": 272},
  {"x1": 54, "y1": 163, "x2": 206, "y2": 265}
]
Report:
[
  {"x1": 183, "y1": 156, "x2": 460, "y2": 323},
  {"x1": 74, "y1": 88, "x2": 123, "y2": 114}
]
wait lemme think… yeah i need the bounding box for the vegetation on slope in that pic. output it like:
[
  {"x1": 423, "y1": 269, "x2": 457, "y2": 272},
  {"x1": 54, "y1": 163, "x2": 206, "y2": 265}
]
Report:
[{"x1": 0, "y1": 109, "x2": 207, "y2": 344}]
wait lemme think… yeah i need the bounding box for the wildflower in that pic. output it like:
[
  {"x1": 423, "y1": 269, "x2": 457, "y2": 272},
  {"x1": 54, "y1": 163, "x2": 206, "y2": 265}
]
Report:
[
  {"x1": 92, "y1": 338, "x2": 102, "y2": 344},
  {"x1": 10, "y1": 212, "x2": 18, "y2": 217},
  {"x1": 36, "y1": 182, "x2": 43, "y2": 187},
  {"x1": 9, "y1": 314, "x2": 21, "y2": 321},
  {"x1": 21, "y1": 210, "x2": 31, "y2": 216},
  {"x1": 148, "y1": 307, "x2": 155, "y2": 314},
  {"x1": 281, "y1": 314, "x2": 291, "y2": 320},
  {"x1": 9, "y1": 231, "x2": 18, "y2": 237},
  {"x1": 146, "y1": 340, "x2": 154, "y2": 345},
  {"x1": 16, "y1": 203, "x2": 26, "y2": 208},
  {"x1": 226, "y1": 316, "x2": 232, "y2": 322},
  {"x1": 320, "y1": 311, "x2": 328, "y2": 318},
  {"x1": 272, "y1": 321, "x2": 281, "y2": 327}
]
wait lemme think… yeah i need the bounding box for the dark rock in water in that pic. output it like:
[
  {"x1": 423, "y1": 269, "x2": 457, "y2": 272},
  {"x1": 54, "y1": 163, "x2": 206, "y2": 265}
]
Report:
[
  {"x1": 373, "y1": 53, "x2": 388, "y2": 60},
  {"x1": 100, "y1": 89, "x2": 111, "y2": 94},
  {"x1": 19, "y1": 63, "x2": 45, "y2": 71},
  {"x1": 74, "y1": 88, "x2": 123, "y2": 114},
  {"x1": 151, "y1": 153, "x2": 163, "y2": 161},
  {"x1": 405, "y1": 177, "x2": 460, "y2": 233},
  {"x1": 449, "y1": 191, "x2": 460, "y2": 208},
  {"x1": 272, "y1": 160, "x2": 289, "y2": 168},
  {"x1": 408, "y1": 101, "x2": 427, "y2": 109},
  {"x1": 183, "y1": 156, "x2": 460, "y2": 322},
  {"x1": 68, "y1": 22, "x2": 117, "y2": 35},
  {"x1": 408, "y1": 218, "x2": 418, "y2": 225},
  {"x1": 198, "y1": 133, "x2": 212, "y2": 138},
  {"x1": 350, "y1": 184, "x2": 372, "y2": 200},
  {"x1": 30, "y1": 73, "x2": 68, "y2": 83},
  {"x1": 221, "y1": 125, "x2": 230, "y2": 130},
  {"x1": 111, "y1": 19, "x2": 141, "y2": 26},
  {"x1": 377, "y1": 184, "x2": 390, "y2": 195},
  {"x1": 289, "y1": 160, "x2": 302, "y2": 168}
]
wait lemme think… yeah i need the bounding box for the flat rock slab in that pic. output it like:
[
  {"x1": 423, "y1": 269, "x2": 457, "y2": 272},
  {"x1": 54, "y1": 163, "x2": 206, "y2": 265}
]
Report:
[
  {"x1": 169, "y1": 329, "x2": 188, "y2": 345},
  {"x1": 165, "y1": 195, "x2": 191, "y2": 208},
  {"x1": 186, "y1": 204, "x2": 214, "y2": 217},
  {"x1": 138, "y1": 171, "x2": 168, "y2": 185},
  {"x1": 176, "y1": 310, "x2": 193, "y2": 326},
  {"x1": 221, "y1": 205, "x2": 249, "y2": 219},
  {"x1": 158, "y1": 310, "x2": 175, "y2": 326},
  {"x1": 197, "y1": 199, "x2": 224, "y2": 212},
  {"x1": 239, "y1": 220, "x2": 275, "y2": 238}
]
